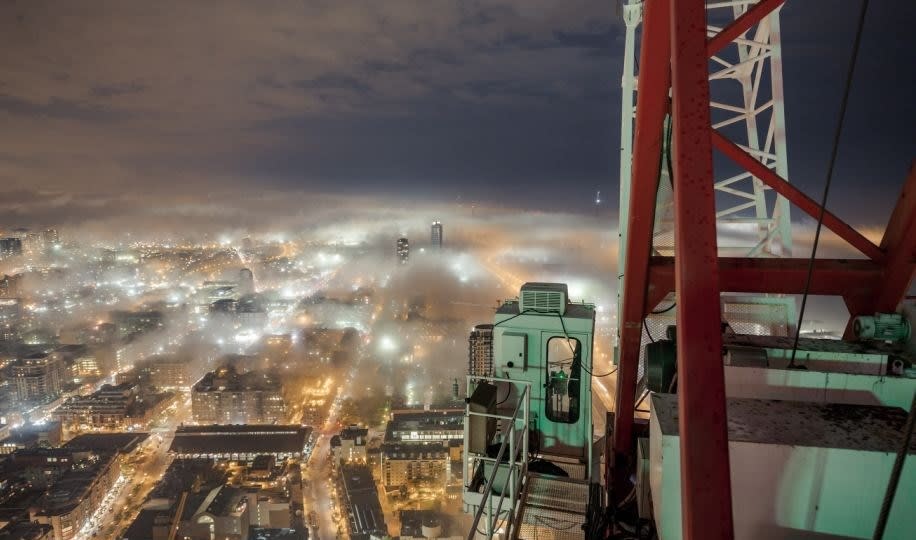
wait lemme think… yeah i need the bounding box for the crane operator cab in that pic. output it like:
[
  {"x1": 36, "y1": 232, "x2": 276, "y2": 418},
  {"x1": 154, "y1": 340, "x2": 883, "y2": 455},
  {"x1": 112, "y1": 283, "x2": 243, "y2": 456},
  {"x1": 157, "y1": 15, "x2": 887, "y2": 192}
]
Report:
[{"x1": 464, "y1": 281, "x2": 597, "y2": 505}]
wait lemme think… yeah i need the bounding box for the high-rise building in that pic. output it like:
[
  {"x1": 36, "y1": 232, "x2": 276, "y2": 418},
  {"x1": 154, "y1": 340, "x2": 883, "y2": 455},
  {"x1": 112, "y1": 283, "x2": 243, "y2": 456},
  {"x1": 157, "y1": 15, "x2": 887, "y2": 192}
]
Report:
[
  {"x1": 430, "y1": 221, "x2": 443, "y2": 248},
  {"x1": 396, "y1": 237, "x2": 409, "y2": 264},
  {"x1": 468, "y1": 324, "x2": 494, "y2": 378},
  {"x1": 0, "y1": 238, "x2": 23, "y2": 258},
  {"x1": 10, "y1": 353, "x2": 65, "y2": 405}
]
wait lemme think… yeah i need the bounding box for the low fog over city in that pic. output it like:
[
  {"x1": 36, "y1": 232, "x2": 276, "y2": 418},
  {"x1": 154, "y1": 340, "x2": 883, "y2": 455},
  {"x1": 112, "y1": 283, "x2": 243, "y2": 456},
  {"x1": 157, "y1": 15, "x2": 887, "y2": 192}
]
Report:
[{"x1": 0, "y1": 196, "x2": 876, "y2": 539}]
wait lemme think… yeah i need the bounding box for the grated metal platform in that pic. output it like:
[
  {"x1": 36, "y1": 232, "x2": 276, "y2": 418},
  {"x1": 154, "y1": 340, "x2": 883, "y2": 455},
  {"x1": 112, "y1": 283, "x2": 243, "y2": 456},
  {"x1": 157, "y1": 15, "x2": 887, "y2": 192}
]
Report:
[{"x1": 514, "y1": 474, "x2": 588, "y2": 540}]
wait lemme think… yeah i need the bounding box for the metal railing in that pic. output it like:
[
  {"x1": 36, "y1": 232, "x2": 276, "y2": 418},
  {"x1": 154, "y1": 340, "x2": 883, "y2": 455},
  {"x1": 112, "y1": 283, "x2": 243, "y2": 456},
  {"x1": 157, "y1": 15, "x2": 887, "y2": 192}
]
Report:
[{"x1": 465, "y1": 376, "x2": 531, "y2": 540}]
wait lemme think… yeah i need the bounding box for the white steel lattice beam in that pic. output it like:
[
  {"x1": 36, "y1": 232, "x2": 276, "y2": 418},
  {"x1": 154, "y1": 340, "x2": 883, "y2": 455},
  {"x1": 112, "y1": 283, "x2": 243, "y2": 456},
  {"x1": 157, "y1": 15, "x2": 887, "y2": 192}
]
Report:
[{"x1": 618, "y1": 0, "x2": 793, "y2": 263}]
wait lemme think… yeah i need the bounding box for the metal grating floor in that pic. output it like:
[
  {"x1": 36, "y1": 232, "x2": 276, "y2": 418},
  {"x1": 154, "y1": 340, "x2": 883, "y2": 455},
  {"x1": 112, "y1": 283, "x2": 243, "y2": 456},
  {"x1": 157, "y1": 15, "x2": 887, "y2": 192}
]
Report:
[{"x1": 515, "y1": 474, "x2": 588, "y2": 539}]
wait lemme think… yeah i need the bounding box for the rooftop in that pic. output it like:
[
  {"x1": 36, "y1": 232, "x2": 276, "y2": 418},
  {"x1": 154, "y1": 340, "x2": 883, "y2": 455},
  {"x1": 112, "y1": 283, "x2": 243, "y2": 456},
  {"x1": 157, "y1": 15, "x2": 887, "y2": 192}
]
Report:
[
  {"x1": 195, "y1": 485, "x2": 246, "y2": 518},
  {"x1": 382, "y1": 442, "x2": 448, "y2": 458},
  {"x1": 251, "y1": 454, "x2": 275, "y2": 471},
  {"x1": 0, "y1": 521, "x2": 52, "y2": 540},
  {"x1": 248, "y1": 528, "x2": 304, "y2": 540},
  {"x1": 399, "y1": 510, "x2": 445, "y2": 538},
  {"x1": 339, "y1": 426, "x2": 368, "y2": 443},
  {"x1": 150, "y1": 459, "x2": 225, "y2": 500},
  {"x1": 170, "y1": 425, "x2": 310, "y2": 455},
  {"x1": 192, "y1": 364, "x2": 282, "y2": 392},
  {"x1": 38, "y1": 453, "x2": 118, "y2": 514},
  {"x1": 64, "y1": 432, "x2": 149, "y2": 453},
  {"x1": 651, "y1": 394, "x2": 916, "y2": 453},
  {"x1": 384, "y1": 410, "x2": 463, "y2": 442},
  {"x1": 339, "y1": 464, "x2": 386, "y2": 540}
]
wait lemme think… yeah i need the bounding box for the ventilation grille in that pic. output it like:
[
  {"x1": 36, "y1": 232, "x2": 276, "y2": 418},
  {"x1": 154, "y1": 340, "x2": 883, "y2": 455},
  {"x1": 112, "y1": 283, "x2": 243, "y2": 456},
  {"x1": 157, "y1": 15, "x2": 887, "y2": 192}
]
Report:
[{"x1": 519, "y1": 283, "x2": 567, "y2": 315}]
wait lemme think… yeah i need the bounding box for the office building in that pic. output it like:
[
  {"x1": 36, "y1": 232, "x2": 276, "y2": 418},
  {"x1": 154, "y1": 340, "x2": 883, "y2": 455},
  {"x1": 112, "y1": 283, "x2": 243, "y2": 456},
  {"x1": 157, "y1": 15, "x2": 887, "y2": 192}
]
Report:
[
  {"x1": 396, "y1": 237, "x2": 409, "y2": 264},
  {"x1": 430, "y1": 221, "x2": 443, "y2": 248},
  {"x1": 9, "y1": 353, "x2": 65, "y2": 406},
  {"x1": 191, "y1": 365, "x2": 286, "y2": 425},
  {"x1": 468, "y1": 323, "x2": 494, "y2": 378}
]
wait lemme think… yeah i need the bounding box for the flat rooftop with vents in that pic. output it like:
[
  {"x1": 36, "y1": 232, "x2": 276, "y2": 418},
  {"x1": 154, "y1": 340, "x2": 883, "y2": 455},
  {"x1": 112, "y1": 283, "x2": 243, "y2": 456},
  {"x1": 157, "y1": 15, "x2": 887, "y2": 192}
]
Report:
[{"x1": 169, "y1": 425, "x2": 311, "y2": 459}]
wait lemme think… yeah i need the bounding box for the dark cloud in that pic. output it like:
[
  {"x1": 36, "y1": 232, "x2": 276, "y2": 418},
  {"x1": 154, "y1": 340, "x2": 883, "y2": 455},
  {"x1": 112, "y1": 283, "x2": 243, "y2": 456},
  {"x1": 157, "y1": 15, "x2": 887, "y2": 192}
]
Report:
[
  {"x1": 0, "y1": 94, "x2": 123, "y2": 122},
  {"x1": 552, "y1": 28, "x2": 614, "y2": 53},
  {"x1": 0, "y1": 0, "x2": 909, "y2": 228},
  {"x1": 294, "y1": 74, "x2": 372, "y2": 94},
  {"x1": 364, "y1": 60, "x2": 409, "y2": 73},
  {"x1": 90, "y1": 81, "x2": 147, "y2": 98}
]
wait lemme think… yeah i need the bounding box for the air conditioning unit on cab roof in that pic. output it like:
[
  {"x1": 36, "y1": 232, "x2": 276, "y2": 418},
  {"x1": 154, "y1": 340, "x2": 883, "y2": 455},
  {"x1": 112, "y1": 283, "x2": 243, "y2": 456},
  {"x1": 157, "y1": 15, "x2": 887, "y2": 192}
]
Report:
[{"x1": 519, "y1": 282, "x2": 567, "y2": 315}]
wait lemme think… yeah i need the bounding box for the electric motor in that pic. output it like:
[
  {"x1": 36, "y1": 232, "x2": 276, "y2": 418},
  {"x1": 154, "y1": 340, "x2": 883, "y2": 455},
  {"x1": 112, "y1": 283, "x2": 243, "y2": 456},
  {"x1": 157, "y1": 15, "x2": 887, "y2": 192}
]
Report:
[{"x1": 852, "y1": 313, "x2": 911, "y2": 343}]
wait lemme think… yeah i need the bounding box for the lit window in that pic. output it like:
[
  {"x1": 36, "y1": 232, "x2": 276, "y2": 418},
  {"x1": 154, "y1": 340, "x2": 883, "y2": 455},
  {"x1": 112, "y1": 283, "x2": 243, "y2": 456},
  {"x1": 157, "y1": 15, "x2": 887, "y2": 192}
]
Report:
[{"x1": 545, "y1": 336, "x2": 581, "y2": 424}]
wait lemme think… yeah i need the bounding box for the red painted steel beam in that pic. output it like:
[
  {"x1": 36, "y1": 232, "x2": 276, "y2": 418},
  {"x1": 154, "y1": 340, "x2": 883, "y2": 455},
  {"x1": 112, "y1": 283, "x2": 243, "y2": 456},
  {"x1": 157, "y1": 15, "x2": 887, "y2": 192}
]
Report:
[
  {"x1": 873, "y1": 162, "x2": 916, "y2": 312},
  {"x1": 648, "y1": 257, "x2": 882, "y2": 299},
  {"x1": 707, "y1": 0, "x2": 785, "y2": 56},
  {"x1": 613, "y1": 0, "x2": 672, "y2": 477},
  {"x1": 712, "y1": 130, "x2": 886, "y2": 262},
  {"x1": 671, "y1": 1, "x2": 734, "y2": 538}
]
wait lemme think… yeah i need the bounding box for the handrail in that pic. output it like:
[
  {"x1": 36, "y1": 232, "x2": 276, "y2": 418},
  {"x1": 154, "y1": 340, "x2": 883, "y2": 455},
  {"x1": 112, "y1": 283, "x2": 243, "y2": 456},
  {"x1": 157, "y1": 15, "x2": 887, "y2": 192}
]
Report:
[{"x1": 466, "y1": 380, "x2": 530, "y2": 539}]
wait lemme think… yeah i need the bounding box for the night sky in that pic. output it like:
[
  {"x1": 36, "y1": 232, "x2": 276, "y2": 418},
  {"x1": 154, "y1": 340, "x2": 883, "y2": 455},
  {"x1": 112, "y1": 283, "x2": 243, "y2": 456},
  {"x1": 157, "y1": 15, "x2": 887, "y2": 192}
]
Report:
[{"x1": 0, "y1": 0, "x2": 913, "y2": 224}]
